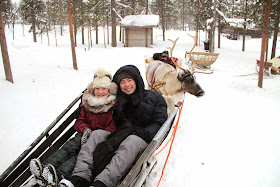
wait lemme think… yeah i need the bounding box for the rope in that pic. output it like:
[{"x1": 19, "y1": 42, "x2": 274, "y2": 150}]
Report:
[{"x1": 156, "y1": 100, "x2": 185, "y2": 187}]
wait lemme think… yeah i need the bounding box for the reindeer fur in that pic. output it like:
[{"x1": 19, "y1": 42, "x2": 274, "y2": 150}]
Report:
[
  {"x1": 146, "y1": 59, "x2": 205, "y2": 114},
  {"x1": 146, "y1": 60, "x2": 185, "y2": 114}
]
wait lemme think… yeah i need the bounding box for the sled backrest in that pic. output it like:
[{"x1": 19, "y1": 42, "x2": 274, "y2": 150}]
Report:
[{"x1": 0, "y1": 92, "x2": 84, "y2": 187}]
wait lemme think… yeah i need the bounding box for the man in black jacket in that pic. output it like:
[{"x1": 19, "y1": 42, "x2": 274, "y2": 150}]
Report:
[{"x1": 92, "y1": 65, "x2": 168, "y2": 187}]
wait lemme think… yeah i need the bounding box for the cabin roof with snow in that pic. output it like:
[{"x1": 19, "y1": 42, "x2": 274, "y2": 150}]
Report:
[
  {"x1": 121, "y1": 15, "x2": 159, "y2": 47},
  {"x1": 121, "y1": 15, "x2": 159, "y2": 27}
]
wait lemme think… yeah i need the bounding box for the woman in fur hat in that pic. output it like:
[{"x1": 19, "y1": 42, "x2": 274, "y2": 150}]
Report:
[{"x1": 29, "y1": 68, "x2": 117, "y2": 187}]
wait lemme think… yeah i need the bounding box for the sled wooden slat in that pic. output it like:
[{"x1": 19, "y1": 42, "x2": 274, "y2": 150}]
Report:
[
  {"x1": 0, "y1": 91, "x2": 83, "y2": 187},
  {"x1": 10, "y1": 125, "x2": 76, "y2": 187},
  {"x1": 1, "y1": 108, "x2": 79, "y2": 187}
]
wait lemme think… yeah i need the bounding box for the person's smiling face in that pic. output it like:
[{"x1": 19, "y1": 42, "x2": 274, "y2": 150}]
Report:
[
  {"x1": 94, "y1": 87, "x2": 109, "y2": 97},
  {"x1": 120, "y1": 78, "x2": 136, "y2": 95}
]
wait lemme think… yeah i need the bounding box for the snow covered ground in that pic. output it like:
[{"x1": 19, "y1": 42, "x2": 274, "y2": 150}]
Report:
[{"x1": 1, "y1": 24, "x2": 280, "y2": 187}]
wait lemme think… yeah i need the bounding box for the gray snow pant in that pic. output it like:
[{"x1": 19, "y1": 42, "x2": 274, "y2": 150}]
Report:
[
  {"x1": 43, "y1": 133, "x2": 82, "y2": 180},
  {"x1": 71, "y1": 129, "x2": 111, "y2": 182},
  {"x1": 95, "y1": 135, "x2": 148, "y2": 187}
]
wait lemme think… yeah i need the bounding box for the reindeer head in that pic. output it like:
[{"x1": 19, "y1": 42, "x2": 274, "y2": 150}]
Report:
[
  {"x1": 177, "y1": 70, "x2": 205, "y2": 97},
  {"x1": 168, "y1": 35, "x2": 205, "y2": 97}
]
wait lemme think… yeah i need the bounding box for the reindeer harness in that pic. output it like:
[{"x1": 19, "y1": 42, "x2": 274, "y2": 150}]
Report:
[{"x1": 150, "y1": 66, "x2": 166, "y2": 91}]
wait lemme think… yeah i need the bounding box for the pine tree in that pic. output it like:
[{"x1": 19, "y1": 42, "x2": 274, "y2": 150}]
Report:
[{"x1": 19, "y1": 0, "x2": 46, "y2": 42}]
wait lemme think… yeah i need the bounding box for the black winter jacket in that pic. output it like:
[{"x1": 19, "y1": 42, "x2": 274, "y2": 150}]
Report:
[{"x1": 112, "y1": 65, "x2": 168, "y2": 142}]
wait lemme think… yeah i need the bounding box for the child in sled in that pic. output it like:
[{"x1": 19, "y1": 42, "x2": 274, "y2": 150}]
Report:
[{"x1": 29, "y1": 68, "x2": 117, "y2": 186}]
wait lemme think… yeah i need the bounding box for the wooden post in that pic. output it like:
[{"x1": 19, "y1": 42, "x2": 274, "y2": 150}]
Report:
[
  {"x1": 258, "y1": 0, "x2": 271, "y2": 88},
  {"x1": 0, "y1": 11, "x2": 14, "y2": 83},
  {"x1": 67, "y1": 0, "x2": 78, "y2": 70}
]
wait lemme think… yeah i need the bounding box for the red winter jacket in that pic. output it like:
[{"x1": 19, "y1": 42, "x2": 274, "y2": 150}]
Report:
[{"x1": 74, "y1": 104, "x2": 116, "y2": 134}]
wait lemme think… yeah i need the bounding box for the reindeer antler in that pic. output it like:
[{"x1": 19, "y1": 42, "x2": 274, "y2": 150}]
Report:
[
  {"x1": 187, "y1": 32, "x2": 197, "y2": 72},
  {"x1": 167, "y1": 37, "x2": 190, "y2": 73},
  {"x1": 167, "y1": 37, "x2": 179, "y2": 59}
]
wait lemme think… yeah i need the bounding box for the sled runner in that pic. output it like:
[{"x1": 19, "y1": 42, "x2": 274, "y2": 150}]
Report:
[{"x1": 0, "y1": 90, "x2": 182, "y2": 187}]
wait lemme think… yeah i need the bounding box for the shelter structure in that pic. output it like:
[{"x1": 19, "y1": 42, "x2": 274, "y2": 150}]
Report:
[{"x1": 121, "y1": 15, "x2": 159, "y2": 47}]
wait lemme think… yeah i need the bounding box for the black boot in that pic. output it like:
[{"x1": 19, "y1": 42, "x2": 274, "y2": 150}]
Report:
[
  {"x1": 92, "y1": 180, "x2": 107, "y2": 187},
  {"x1": 70, "y1": 176, "x2": 90, "y2": 187}
]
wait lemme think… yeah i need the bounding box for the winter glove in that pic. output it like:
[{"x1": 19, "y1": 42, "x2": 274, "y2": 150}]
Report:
[
  {"x1": 81, "y1": 128, "x2": 91, "y2": 146},
  {"x1": 133, "y1": 129, "x2": 151, "y2": 143}
]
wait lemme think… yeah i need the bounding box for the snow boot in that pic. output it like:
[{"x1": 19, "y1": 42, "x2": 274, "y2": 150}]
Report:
[
  {"x1": 42, "y1": 164, "x2": 59, "y2": 186},
  {"x1": 29, "y1": 158, "x2": 47, "y2": 186},
  {"x1": 30, "y1": 158, "x2": 43, "y2": 178}
]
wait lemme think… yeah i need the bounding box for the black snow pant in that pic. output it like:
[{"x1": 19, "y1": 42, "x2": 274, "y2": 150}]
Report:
[{"x1": 43, "y1": 133, "x2": 82, "y2": 180}]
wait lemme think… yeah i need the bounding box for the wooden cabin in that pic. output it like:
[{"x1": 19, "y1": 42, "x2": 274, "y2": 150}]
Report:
[
  {"x1": 220, "y1": 18, "x2": 262, "y2": 38},
  {"x1": 121, "y1": 15, "x2": 159, "y2": 47}
]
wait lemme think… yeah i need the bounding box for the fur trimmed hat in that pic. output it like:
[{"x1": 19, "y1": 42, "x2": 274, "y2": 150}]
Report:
[{"x1": 92, "y1": 68, "x2": 112, "y2": 89}]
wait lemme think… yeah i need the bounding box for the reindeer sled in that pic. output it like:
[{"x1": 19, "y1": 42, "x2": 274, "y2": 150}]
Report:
[
  {"x1": 183, "y1": 33, "x2": 219, "y2": 73},
  {"x1": 0, "y1": 90, "x2": 183, "y2": 187},
  {"x1": 185, "y1": 51, "x2": 219, "y2": 70}
]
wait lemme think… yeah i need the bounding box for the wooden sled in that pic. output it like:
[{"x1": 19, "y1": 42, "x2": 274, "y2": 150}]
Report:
[
  {"x1": 256, "y1": 60, "x2": 279, "y2": 77},
  {"x1": 185, "y1": 51, "x2": 219, "y2": 69},
  {"x1": 0, "y1": 90, "x2": 182, "y2": 187}
]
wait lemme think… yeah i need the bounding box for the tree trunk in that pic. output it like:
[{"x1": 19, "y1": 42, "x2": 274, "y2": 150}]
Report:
[
  {"x1": 232, "y1": 0, "x2": 235, "y2": 18},
  {"x1": 0, "y1": 11, "x2": 14, "y2": 83},
  {"x1": 258, "y1": 0, "x2": 271, "y2": 88},
  {"x1": 196, "y1": 0, "x2": 199, "y2": 45},
  {"x1": 103, "y1": 0, "x2": 106, "y2": 48},
  {"x1": 12, "y1": 15, "x2": 15, "y2": 40},
  {"x1": 271, "y1": 0, "x2": 280, "y2": 59},
  {"x1": 111, "y1": 0, "x2": 117, "y2": 47},
  {"x1": 146, "y1": 0, "x2": 149, "y2": 14},
  {"x1": 161, "y1": 0, "x2": 165, "y2": 41},
  {"x1": 54, "y1": 24, "x2": 57, "y2": 47},
  {"x1": 59, "y1": 0, "x2": 63, "y2": 36},
  {"x1": 210, "y1": 0, "x2": 217, "y2": 52},
  {"x1": 107, "y1": 14, "x2": 109, "y2": 45},
  {"x1": 47, "y1": 23, "x2": 50, "y2": 46},
  {"x1": 218, "y1": 3, "x2": 221, "y2": 48},
  {"x1": 132, "y1": 0, "x2": 135, "y2": 15},
  {"x1": 73, "y1": 0, "x2": 77, "y2": 47},
  {"x1": 88, "y1": 19, "x2": 90, "y2": 50},
  {"x1": 67, "y1": 0, "x2": 78, "y2": 70},
  {"x1": 22, "y1": 22, "x2": 25, "y2": 37},
  {"x1": 242, "y1": 0, "x2": 247, "y2": 52},
  {"x1": 81, "y1": 0, "x2": 84, "y2": 45},
  {"x1": 182, "y1": 0, "x2": 185, "y2": 31},
  {"x1": 32, "y1": 13, "x2": 37, "y2": 42},
  {"x1": 96, "y1": 24, "x2": 98, "y2": 44}
]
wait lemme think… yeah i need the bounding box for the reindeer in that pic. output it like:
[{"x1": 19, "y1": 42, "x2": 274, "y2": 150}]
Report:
[{"x1": 146, "y1": 35, "x2": 205, "y2": 114}]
